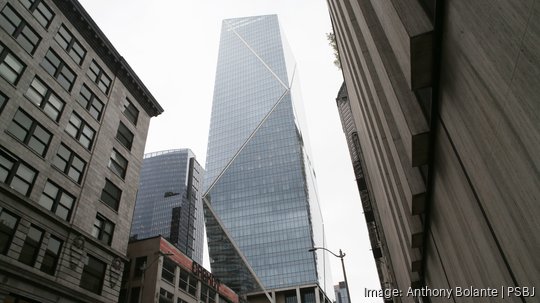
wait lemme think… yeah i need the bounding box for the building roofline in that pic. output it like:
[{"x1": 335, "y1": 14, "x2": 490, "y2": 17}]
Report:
[
  {"x1": 143, "y1": 148, "x2": 193, "y2": 159},
  {"x1": 52, "y1": 0, "x2": 164, "y2": 117}
]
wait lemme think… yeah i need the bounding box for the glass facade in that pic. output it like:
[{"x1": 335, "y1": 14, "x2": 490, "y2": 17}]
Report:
[
  {"x1": 131, "y1": 149, "x2": 204, "y2": 264},
  {"x1": 204, "y1": 15, "x2": 333, "y2": 296}
]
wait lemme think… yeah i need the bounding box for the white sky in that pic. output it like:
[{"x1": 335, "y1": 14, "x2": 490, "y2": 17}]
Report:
[{"x1": 77, "y1": 1, "x2": 383, "y2": 302}]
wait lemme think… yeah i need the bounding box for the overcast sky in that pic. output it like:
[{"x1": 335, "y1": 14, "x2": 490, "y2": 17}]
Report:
[{"x1": 77, "y1": 1, "x2": 382, "y2": 301}]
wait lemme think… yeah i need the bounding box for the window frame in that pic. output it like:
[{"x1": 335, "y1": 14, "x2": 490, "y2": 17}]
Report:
[
  {"x1": 116, "y1": 122, "x2": 134, "y2": 151},
  {"x1": 38, "y1": 179, "x2": 75, "y2": 221},
  {"x1": 92, "y1": 213, "x2": 114, "y2": 245},
  {"x1": 0, "y1": 91, "x2": 7, "y2": 113},
  {"x1": 25, "y1": 77, "x2": 65, "y2": 121},
  {"x1": 0, "y1": 208, "x2": 19, "y2": 255},
  {"x1": 41, "y1": 49, "x2": 76, "y2": 91},
  {"x1": 100, "y1": 179, "x2": 121, "y2": 211},
  {"x1": 39, "y1": 235, "x2": 62, "y2": 275},
  {"x1": 19, "y1": 0, "x2": 54, "y2": 29},
  {"x1": 78, "y1": 84, "x2": 104, "y2": 121},
  {"x1": 0, "y1": 43, "x2": 26, "y2": 85},
  {"x1": 108, "y1": 149, "x2": 128, "y2": 179},
  {"x1": 65, "y1": 111, "x2": 95, "y2": 150},
  {"x1": 122, "y1": 98, "x2": 139, "y2": 126},
  {"x1": 87, "y1": 60, "x2": 111, "y2": 95},
  {"x1": 52, "y1": 143, "x2": 86, "y2": 184},
  {"x1": 80, "y1": 254, "x2": 106, "y2": 294},
  {"x1": 0, "y1": 3, "x2": 41, "y2": 54},
  {"x1": 55, "y1": 24, "x2": 86, "y2": 65},
  {"x1": 18, "y1": 224, "x2": 44, "y2": 266},
  {"x1": 7, "y1": 109, "x2": 52, "y2": 156},
  {"x1": 0, "y1": 148, "x2": 37, "y2": 196}
]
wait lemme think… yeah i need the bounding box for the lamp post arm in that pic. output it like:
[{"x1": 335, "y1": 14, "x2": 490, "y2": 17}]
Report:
[
  {"x1": 310, "y1": 246, "x2": 344, "y2": 258},
  {"x1": 309, "y1": 247, "x2": 351, "y2": 303}
]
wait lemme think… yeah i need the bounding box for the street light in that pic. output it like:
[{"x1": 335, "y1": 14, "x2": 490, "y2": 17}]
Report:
[{"x1": 309, "y1": 247, "x2": 352, "y2": 303}]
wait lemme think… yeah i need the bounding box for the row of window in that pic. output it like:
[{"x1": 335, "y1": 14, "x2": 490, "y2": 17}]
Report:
[
  {"x1": 0, "y1": 207, "x2": 62, "y2": 276},
  {"x1": 0, "y1": 142, "x2": 122, "y2": 215},
  {"x1": 0, "y1": 207, "x2": 110, "y2": 295},
  {"x1": 3, "y1": 104, "x2": 131, "y2": 174},
  {"x1": 0, "y1": 2, "x2": 112, "y2": 96},
  {"x1": 0, "y1": 206, "x2": 112, "y2": 297},
  {"x1": 0, "y1": 42, "x2": 140, "y2": 137}
]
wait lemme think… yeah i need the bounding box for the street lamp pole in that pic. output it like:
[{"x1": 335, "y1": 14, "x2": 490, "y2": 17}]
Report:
[{"x1": 309, "y1": 247, "x2": 352, "y2": 303}]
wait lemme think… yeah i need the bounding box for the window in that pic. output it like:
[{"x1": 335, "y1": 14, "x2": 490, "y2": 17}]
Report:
[
  {"x1": 108, "y1": 149, "x2": 128, "y2": 179},
  {"x1": 178, "y1": 268, "x2": 189, "y2": 290},
  {"x1": 39, "y1": 180, "x2": 75, "y2": 220},
  {"x1": 0, "y1": 92, "x2": 6, "y2": 112},
  {"x1": 130, "y1": 287, "x2": 141, "y2": 303},
  {"x1": 41, "y1": 49, "x2": 76, "y2": 91},
  {"x1": 0, "y1": 44, "x2": 25, "y2": 84},
  {"x1": 100, "y1": 179, "x2": 121, "y2": 210},
  {"x1": 55, "y1": 24, "x2": 86, "y2": 65},
  {"x1": 40, "y1": 235, "x2": 62, "y2": 275},
  {"x1": 80, "y1": 254, "x2": 106, "y2": 294},
  {"x1": 66, "y1": 112, "x2": 95, "y2": 149},
  {"x1": 19, "y1": 0, "x2": 54, "y2": 28},
  {"x1": 133, "y1": 256, "x2": 146, "y2": 278},
  {"x1": 78, "y1": 84, "x2": 104, "y2": 120},
  {"x1": 159, "y1": 288, "x2": 173, "y2": 303},
  {"x1": 18, "y1": 225, "x2": 43, "y2": 266},
  {"x1": 0, "y1": 208, "x2": 19, "y2": 254},
  {"x1": 0, "y1": 4, "x2": 41, "y2": 54},
  {"x1": 25, "y1": 77, "x2": 65, "y2": 121},
  {"x1": 188, "y1": 275, "x2": 197, "y2": 296},
  {"x1": 122, "y1": 99, "x2": 139, "y2": 125},
  {"x1": 116, "y1": 122, "x2": 134, "y2": 150},
  {"x1": 7, "y1": 109, "x2": 52, "y2": 156},
  {"x1": 0, "y1": 148, "x2": 37, "y2": 196},
  {"x1": 201, "y1": 284, "x2": 209, "y2": 303},
  {"x1": 209, "y1": 289, "x2": 216, "y2": 303},
  {"x1": 53, "y1": 144, "x2": 86, "y2": 183},
  {"x1": 92, "y1": 214, "x2": 114, "y2": 245},
  {"x1": 161, "y1": 257, "x2": 175, "y2": 284},
  {"x1": 87, "y1": 60, "x2": 111, "y2": 94}
]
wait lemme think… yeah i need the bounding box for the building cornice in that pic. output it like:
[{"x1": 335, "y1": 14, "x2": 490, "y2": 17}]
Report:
[{"x1": 51, "y1": 0, "x2": 164, "y2": 117}]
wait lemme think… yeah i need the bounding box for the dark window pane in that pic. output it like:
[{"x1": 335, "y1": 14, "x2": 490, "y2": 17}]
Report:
[
  {"x1": 116, "y1": 122, "x2": 134, "y2": 150},
  {"x1": 18, "y1": 225, "x2": 43, "y2": 266},
  {"x1": 100, "y1": 179, "x2": 121, "y2": 210},
  {"x1": 0, "y1": 208, "x2": 19, "y2": 254},
  {"x1": 80, "y1": 255, "x2": 106, "y2": 294},
  {"x1": 38, "y1": 180, "x2": 74, "y2": 220},
  {"x1": 92, "y1": 214, "x2": 114, "y2": 245},
  {"x1": 123, "y1": 99, "x2": 139, "y2": 125},
  {"x1": 0, "y1": 47, "x2": 25, "y2": 84},
  {"x1": 87, "y1": 60, "x2": 111, "y2": 94},
  {"x1": 40, "y1": 236, "x2": 62, "y2": 275}
]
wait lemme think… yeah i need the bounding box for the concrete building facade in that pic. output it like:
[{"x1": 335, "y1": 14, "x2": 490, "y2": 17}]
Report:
[
  {"x1": 120, "y1": 236, "x2": 239, "y2": 303},
  {"x1": 328, "y1": 0, "x2": 539, "y2": 302},
  {"x1": 131, "y1": 149, "x2": 205, "y2": 264},
  {"x1": 204, "y1": 14, "x2": 334, "y2": 302},
  {"x1": 0, "y1": 0, "x2": 162, "y2": 302}
]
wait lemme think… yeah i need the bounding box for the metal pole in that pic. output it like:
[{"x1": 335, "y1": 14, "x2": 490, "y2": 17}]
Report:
[{"x1": 339, "y1": 249, "x2": 352, "y2": 303}]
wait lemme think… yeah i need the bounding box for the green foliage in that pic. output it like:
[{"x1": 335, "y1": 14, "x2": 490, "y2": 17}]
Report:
[{"x1": 326, "y1": 32, "x2": 341, "y2": 69}]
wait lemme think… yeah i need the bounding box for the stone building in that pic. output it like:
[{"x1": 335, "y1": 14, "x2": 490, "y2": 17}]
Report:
[
  {"x1": 328, "y1": 0, "x2": 539, "y2": 302},
  {"x1": 0, "y1": 0, "x2": 163, "y2": 302}
]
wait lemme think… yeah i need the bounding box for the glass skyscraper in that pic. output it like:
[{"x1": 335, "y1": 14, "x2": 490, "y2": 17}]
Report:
[
  {"x1": 204, "y1": 15, "x2": 333, "y2": 297},
  {"x1": 131, "y1": 149, "x2": 204, "y2": 264}
]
